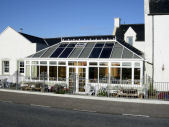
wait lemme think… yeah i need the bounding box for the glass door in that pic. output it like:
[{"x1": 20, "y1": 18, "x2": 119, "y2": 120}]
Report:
[
  {"x1": 69, "y1": 67, "x2": 76, "y2": 93},
  {"x1": 78, "y1": 67, "x2": 86, "y2": 92}
]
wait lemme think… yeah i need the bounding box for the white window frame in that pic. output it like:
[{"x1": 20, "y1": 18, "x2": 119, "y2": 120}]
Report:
[
  {"x1": 127, "y1": 36, "x2": 134, "y2": 45},
  {"x1": 19, "y1": 61, "x2": 24, "y2": 74},
  {"x1": 2, "y1": 61, "x2": 10, "y2": 75}
]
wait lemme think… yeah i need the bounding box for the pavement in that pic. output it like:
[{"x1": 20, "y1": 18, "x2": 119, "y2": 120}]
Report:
[{"x1": 0, "y1": 89, "x2": 169, "y2": 118}]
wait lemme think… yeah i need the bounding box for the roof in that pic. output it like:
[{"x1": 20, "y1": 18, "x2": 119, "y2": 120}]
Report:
[
  {"x1": 28, "y1": 40, "x2": 143, "y2": 59},
  {"x1": 20, "y1": 33, "x2": 47, "y2": 45},
  {"x1": 115, "y1": 24, "x2": 145, "y2": 42},
  {"x1": 20, "y1": 32, "x2": 115, "y2": 47},
  {"x1": 149, "y1": 0, "x2": 169, "y2": 15},
  {"x1": 62, "y1": 35, "x2": 115, "y2": 41},
  {"x1": 44, "y1": 38, "x2": 61, "y2": 46}
]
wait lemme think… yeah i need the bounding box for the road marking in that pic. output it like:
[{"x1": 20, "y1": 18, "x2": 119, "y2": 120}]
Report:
[
  {"x1": 0, "y1": 100, "x2": 13, "y2": 103},
  {"x1": 30, "y1": 104, "x2": 51, "y2": 108},
  {"x1": 122, "y1": 113, "x2": 150, "y2": 118},
  {"x1": 73, "y1": 108, "x2": 97, "y2": 113}
]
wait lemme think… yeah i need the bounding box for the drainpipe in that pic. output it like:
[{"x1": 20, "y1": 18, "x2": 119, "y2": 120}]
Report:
[{"x1": 152, "y1": 15, "x2": 154, "y2": 85}]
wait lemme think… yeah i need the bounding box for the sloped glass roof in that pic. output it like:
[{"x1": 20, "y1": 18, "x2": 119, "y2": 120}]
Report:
[{"x1": 29, "y1": 41, "x2": 142, "y2": 59}]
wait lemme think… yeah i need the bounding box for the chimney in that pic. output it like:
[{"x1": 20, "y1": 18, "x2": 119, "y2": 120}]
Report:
[
  {"x1": 113, "y1": 17, "x2": 121, "y2": 36},
  {"x1": 114, "y1": 17, "x2": 121, "y2": 28},
  {"x1": 144, "y1": 0, "x2": 150, "y2": 14}
]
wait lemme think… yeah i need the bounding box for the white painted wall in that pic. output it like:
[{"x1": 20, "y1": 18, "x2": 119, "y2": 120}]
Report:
[
  {"x1": 0, "y1": 26, "x2": 36, "y2": 82},
  {"x1": 144, "y1": 0, "x2": 153, "y2": 80},
  {"x1": 124, "y1": 27, "x2": 145, "y2": 53},
  {"x1": 154, "y1": 15, "x2": 169, "y2": 82},
  {"x1": 124, "y1": 27, "x2": 136, "y2": 43},
  {"x1": 133, "y1": 41, "x2": 145, "y2": 53}
]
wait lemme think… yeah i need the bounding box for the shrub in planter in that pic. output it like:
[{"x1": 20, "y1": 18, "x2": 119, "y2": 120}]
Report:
[
  {"x1": 98, "y1": 88, "x2": 108, "y2": 96},
  {"x1": 52, "y1": 84, "x2": 66, "y2": 94}
]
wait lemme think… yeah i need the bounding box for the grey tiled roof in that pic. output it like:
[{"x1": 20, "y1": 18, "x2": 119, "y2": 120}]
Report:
[
  {"x1": 115, "y1": 24, "x2": 145, "y2": 42},
  {"x1": 149, "y1": 0, "x2": 169, "y2": 15}
]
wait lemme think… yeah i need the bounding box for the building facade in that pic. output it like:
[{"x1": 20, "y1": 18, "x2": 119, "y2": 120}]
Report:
[{"x1": 0, "y1": 0, "x2": 169, "y2": 93}]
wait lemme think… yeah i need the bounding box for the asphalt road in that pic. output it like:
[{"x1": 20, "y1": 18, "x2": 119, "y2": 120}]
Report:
[
  {"x1": 0, "y1": 91, "x2": 169, "y2": 118},
  {"x1": 0, "y1": 101, "x2": 169, "y2": 127}
]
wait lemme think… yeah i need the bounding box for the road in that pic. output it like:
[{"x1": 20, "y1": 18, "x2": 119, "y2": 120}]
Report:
[
  {"x1": 0, "y1": 101, "x2": 169, "y2": 127},
  {"x1": 0, "y1": 91, "x2": 169, "y2": 118}
]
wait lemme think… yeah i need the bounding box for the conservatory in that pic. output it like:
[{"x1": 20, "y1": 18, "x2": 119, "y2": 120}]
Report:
[{"x1": 24, "y1": 35, "x2": 144, "y2": 94}]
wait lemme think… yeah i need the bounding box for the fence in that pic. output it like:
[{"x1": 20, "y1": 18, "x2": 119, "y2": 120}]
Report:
[{"x1": 0, "y1": 75, "x2": 169, "y2": 101}]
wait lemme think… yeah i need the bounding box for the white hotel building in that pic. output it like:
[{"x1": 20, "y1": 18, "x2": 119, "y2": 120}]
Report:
[{"x1": 0, "y1": 0, "x2": 169, "y2": 93}]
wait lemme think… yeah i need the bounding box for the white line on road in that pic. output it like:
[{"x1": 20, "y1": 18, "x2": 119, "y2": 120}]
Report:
[
  {"x1": 122, "y1": 113, "x2": 150, "y2": 118},
  {"x1": 73, "y1": 108, "x2": 97, "y2": 113},
  {"x1": 30, "y1": 104, "x2": 51, "y2": 108},
  {"x1": 0, "y1": 100, "x2": 13, "y2": 103}
]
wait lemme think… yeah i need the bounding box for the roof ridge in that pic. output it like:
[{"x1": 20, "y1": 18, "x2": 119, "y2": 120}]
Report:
[
  {"x1": 19, "y1": 32, "x2": 43, "y2": 39},
  {"x1": 120, "y1": 24, "x2": 144, "y2": 26}
]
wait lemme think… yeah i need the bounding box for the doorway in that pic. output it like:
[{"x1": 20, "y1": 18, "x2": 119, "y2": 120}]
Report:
[{"x1": 68, "y1": 67, "x2": 86, "y2": 93}]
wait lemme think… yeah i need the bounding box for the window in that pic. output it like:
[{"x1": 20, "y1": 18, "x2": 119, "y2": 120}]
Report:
[
  {"x1": 89, "y1": 62, "x2": 97, "y2": 66},
  {"x1": 122, "y1": 68, "x2": 132, "y2": 84},
  {"x1": 26, "y1": 65, "x2": 30, "y2": 79},
  {"x1": 111, "y1": 67, "x2": 121, "y2": 84},
  {"x1": 49, "y1": 66, "x2": 57, "y2": 80},
  {"x1": 134, "y1": 68, "x2": 140, "y2": 85},
  {"x1": 99, "y1": 67, "x2": 109, "y2": 83},
  {"x1": 40, "y1": 66, "x2": 47, "y2": 80},
  {"x1": 3, "y1": 61, "x2": 9, "y2": 73},
  {"x1": 68, "y1": 61, "x2": 77, "y2": 66},
  {"x1": 89, "y1": 67, "x2": 98, "y2": 83},
  {"x1": 111, "y1": 62, "x2": 120, "y2": 66},
  {"x1": 78, "y1": 62, "x2": 87, "y2": 66},
  {"x1": 99, "y1": 62, "x2": 108, "y2": 66},
  {"x1": 19, "y1": 61, "x2": 24, "y2": 73},
  {"x1": 58, "y1": 66, "x2": 66, "y2": 81},
  {"x1": 127, "y1": 36, "x2": 133, "y2": 45},
  {"x1": 31, "y1": 65, "x2": 39, "y2": 80}
]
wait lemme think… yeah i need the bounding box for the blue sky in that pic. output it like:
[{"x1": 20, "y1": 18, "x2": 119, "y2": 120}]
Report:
[{"x1": 0, "y1": 0, "x2": 144, "y2": 38}]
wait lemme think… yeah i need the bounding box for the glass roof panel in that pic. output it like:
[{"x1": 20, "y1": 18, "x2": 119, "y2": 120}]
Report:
[
  {"x1": 50, "y1": 47, "x2": 65, "y2": 58},
  {"x1": 59, "y1": 43, "x2": 76, "y2": 58},
  {"x1": 32, "y1": 48, "x2": 48, "y2": 58},
  {"x1": 59, "y1": 47, "x2": 74, "y2": 58},
  {"x1": 133, "y1": 54, "x2": 140, "y2": 59},
  {"x1": 41, "y1": 44, "x2": 60, "y2": 58},
  {"x1": 111, "y1": 43, "x2": 123, "y2": 58},
  {"x1": 69, "y1": 47, "x2": 83, "y2": 58},
  {"x1": 89, "y1": 42, "x2": 104, "y2": 58},
  {"x1": 79, "y1": 42, "x2": 95, "y2": 58},
  {"x1": 89, "y1": 48, "x2": 102, "y2": 58},
  {"x1": 95, "y1": 43, "x2": 104, "y2": 47},
  {"x1": 100, "y1": 43, "x2": 114, "y2": 58},
  {"x1": 67, "y1": 43, "x2": 76, "y2": 47},
  {"x1": 122, "y1": 48, "x2": 134, "y2": 58},
  {"x1": 100, "y1": 48, "x2": 113, "y2": 58},
  {"x1": 104, "y1": 42, "x2": 114, "y2": 47},
  {"x1": 59, "y1": 43, "x2": 68, "y2": 47}
]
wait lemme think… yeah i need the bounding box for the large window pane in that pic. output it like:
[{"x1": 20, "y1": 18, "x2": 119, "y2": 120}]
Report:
[
  {"x1": 134, "y1": 68, "x2": 140, "y2": 85},
  {"x1": 26, "y1": 65, "x2": 30, "y2": 79},
  {"x1": 99, "y1": 67, "x2": 108, "y2": 83},
  {"x1": 3, "y1": 61, "x2": 9, "y2": 73},
  {"x1": 89, "y1": 67, "x2": 98, "y2": 83},
  {"x1": 19, "y1": 61, "x2": 24, "y2": 73},
  {"x1": 122, "y1": 68, "x2": 132, "y2": 84},
  {"x1": 49, "y1": 66, "x2": 57, "y2": 80},
  {"x1": 111, "y1": 68, "x2": 121, "y2": 84},
  {"x1": 58, "y1": 66, "x2": 66, "y2": 81},
  {"x1": 31, "y1": 65, "x2": 39, "y2": 80},
  {"x1": 40, "y1": 66, "x2": 47, "y2": 80}
]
